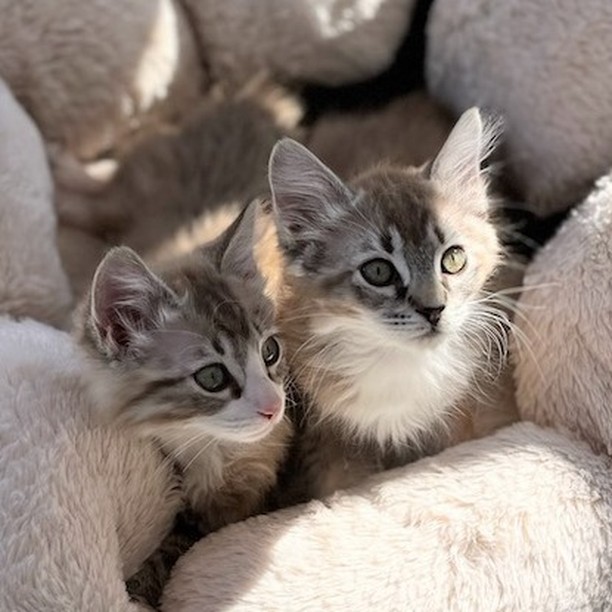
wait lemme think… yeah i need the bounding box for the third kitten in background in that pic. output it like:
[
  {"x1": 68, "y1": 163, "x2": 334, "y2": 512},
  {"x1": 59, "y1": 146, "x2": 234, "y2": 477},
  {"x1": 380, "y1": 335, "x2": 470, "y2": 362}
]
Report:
[
  {"x1": 268, "y1": 108, "x2": 509, "y2": 502},
  {"x1": 56, "y1": 84, "x2": 301, "y2": 297}
]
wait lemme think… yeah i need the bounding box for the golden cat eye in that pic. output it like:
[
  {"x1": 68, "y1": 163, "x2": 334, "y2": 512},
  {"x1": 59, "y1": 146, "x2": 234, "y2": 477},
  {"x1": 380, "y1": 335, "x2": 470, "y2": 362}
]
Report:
[
  {"x1": 194, "y1": 364, "x2": 231, "y2": 393},
  {"x1": 441, "y1": 246, "x2": 467, "y2": 274}
]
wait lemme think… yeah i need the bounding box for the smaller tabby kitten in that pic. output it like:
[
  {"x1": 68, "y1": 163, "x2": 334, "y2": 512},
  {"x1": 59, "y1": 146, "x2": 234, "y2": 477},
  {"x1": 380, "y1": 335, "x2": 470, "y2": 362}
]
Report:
[
  {"x1": 268, "y1": 108, "x2": 507, "y2": 502},
  {"x1": 77, "y1": 201, "x2": 291, "y2": 531}
]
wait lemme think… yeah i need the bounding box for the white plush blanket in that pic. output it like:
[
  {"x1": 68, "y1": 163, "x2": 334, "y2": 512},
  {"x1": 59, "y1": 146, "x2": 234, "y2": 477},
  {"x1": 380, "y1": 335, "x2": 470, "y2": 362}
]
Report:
[
  {"x1": 0, "y1": 319, "x2": 180, "y2": 612},
  {"x1": 0, "y1": 79, "x2": 71, "y2": 328},
  {"x1": 163, "y1": 424, "x2": 612, "y2": 611}
]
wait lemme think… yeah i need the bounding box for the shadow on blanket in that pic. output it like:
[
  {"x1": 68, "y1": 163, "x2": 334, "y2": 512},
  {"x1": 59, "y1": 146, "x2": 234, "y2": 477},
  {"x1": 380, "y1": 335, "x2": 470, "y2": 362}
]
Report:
[{"x1": 161, "y1": 421, "x2": 612, "y2": 610}]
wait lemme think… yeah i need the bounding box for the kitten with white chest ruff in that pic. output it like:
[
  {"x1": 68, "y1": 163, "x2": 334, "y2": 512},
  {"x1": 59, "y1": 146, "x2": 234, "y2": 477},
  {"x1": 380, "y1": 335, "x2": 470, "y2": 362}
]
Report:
[
  {"x1": 268, "y1": 108, "x2": 507, "y2": 501},
  {"x1": 77, "y1": 201, "x2": 291, "y2": 531}
]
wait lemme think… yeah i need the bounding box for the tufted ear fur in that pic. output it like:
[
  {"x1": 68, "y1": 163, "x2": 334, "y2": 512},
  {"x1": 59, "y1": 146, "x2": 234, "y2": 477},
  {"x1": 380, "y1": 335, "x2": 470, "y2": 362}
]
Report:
[
  {"x1": 218, "y1": 199, "x2": 263, "y2": 285},
  {"x1": 89, "y1": 247, "x2": 178, "y2": 358},
  {"x1": 430, "y1": 107, "x2": 500, "y2": 211},
  {"x1": 268, "y1": 138, "x2": 354, "y2": 254}
]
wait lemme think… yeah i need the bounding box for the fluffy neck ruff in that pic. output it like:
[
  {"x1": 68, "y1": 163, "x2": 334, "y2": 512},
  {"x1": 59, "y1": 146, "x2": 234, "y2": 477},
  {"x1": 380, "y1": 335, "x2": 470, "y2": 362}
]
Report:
[
  {"x1": 282, "y1": 296, "x2": 486, "y2": 449},
  {"x1": 140, "y1": 418, "x2": 291, "y2": 523}
]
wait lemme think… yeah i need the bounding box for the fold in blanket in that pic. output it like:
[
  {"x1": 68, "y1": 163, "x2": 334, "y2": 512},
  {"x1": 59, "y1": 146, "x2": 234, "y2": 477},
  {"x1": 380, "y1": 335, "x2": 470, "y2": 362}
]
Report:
[
  {"x1": 0, "y1": 319, "x2": 181, "y2": 612},
  {"x1": 162, "y1": 423, "x2": 612, "y2": 611},
  {"x1": 0, "y1": 78, "x2": 72, "y2": 328}
]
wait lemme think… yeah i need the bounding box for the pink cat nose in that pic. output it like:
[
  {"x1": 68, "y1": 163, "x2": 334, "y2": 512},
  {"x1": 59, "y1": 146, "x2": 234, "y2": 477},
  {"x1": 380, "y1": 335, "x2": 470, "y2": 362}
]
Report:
[{"x1": 257, "y1": 398, "x2": 283, "y2": 421}]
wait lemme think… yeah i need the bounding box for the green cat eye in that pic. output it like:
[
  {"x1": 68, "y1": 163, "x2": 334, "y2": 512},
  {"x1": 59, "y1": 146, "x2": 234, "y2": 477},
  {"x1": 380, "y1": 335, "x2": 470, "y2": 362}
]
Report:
[
  {"x1": 194, "y1": 364, "x2": 230, "y2": 393},
  {"x1": 441, "y1": 246, "x2": 467, "y2": 275},
  {"x1": 360, "y1": 258, "x2": 397, "y2": 287},
  {"x1": 262, "y1": 336, "x2": 281, "y2": 367}
]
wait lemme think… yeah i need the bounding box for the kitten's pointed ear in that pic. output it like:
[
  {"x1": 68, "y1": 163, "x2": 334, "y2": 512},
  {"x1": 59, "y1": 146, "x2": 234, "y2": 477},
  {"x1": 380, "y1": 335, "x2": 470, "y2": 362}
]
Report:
[
  {"x1": 89, "y1": 247, "x2": 177, "y2": 357},
  {"x1": 268, "y1": 138, "x2": 353, "y2": 251},
  {"x1": 219, "y1": 200, "x2": 262, "y2": 283},
  {"x1": 430, "y1": 108, "x2": 499, "y2": 206}
]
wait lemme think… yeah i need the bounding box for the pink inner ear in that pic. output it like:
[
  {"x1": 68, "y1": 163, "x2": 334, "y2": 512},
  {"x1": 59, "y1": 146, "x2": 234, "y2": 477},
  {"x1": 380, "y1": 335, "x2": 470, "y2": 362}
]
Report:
[
  {"x1": 103, "y1": 304, "x2": 144, "y2": 351},
  {"x1": 92, "y1": 269, "x2": 156, "y2": 353},
  {"x1": 91, "y1": 246, "x2": 177, "y2": 356}
]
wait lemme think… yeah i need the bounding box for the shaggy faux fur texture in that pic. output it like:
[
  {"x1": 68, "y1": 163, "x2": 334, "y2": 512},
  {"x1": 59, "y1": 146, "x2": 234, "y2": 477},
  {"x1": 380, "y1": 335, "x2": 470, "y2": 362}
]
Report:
[
  {"x1": 0, "y1": 0, "x2": 203, "y2": 160},
  {"x1": 0, "y1": 0, "x2": 417, "y2": 160},
  {"x1": 426, "y1": 0, "x2": 612, "y2": 217},
  {"x1": 0, "y1": 78, "x2": 72, "y2": 328},
  {"x1": 162, "y1": 422, "x2": 612, "y2": 611},
  {"x1": 515, "y1": 171, "x2": 612, "y2": 453},
  {"x1": 0, "y1": 318, "x2": 181, "y2": 611},
  {"x1": 184, "y1": 0, "x2": 417, "y2": 86}
]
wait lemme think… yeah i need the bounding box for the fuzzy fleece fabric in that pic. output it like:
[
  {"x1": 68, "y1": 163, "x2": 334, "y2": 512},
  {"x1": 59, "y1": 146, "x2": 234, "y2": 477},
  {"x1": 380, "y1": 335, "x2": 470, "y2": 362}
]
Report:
[
  {"x1": 426, "y1": 0, "x2": 612, "y2": 217},
  {"x1": 0, "y1": 0, "x2": 202, "y2": 159},
  {"x1": 0, "y1": 318, "x2": 182, "y2": 612},
  {"x1": 515, "y1": 170, "x2": 612, "y2": 453},
  {"x1": 183, "y1": 0, "x2": 417, "y2": 87},
  {"x1": 0, "y1": 0, "x2": 416, "y2": 160},
  {"x1": 162, "y1": 423, "x2": 612, "y2": 611},
  {"x1": 0, "y1": 78, "x2": 72, "y2": 328}
]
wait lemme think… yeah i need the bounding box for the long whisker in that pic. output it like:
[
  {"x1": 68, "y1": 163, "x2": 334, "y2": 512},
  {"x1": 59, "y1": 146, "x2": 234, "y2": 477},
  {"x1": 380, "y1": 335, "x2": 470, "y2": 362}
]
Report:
[{"x1": 182, "y1": 436, "x2": 218, "y2": 473}]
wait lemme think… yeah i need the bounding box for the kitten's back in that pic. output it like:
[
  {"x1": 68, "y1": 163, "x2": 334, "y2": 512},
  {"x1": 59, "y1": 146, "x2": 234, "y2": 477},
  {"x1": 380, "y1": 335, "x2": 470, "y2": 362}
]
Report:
[{"x1": 57, "y1": 84, "x2": 301, "y2": 296}]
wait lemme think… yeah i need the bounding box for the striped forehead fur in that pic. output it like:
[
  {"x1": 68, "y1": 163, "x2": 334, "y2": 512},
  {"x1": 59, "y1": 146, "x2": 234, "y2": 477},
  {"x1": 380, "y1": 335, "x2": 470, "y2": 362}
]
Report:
[{"x1": 81, "y1": 256, "x2": 271, "y2": 424}]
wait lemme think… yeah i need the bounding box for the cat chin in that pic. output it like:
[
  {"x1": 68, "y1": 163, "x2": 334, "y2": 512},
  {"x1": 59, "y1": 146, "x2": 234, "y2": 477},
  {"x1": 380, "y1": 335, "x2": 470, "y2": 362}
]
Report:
[
  {"x1": 205, "y1": 416, "x2": 283, "y2": 445},
  {"x1": 134, "y1": 412, "x2": 282, "y2": 448},
  {"x1": 309, "y1": 313, "x2": 478, "y2": 448},
  {"x1": 218, "y1": 425, "x2": 279, "y2": 445},
  {"x1": 387, "y1": 327, "x2": 446, "y2": 348}
]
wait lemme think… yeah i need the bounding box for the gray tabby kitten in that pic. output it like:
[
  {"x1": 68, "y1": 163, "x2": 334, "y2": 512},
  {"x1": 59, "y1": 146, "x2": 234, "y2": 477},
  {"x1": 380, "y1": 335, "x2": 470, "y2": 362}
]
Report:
[
  {"x1": 268, "y1": 108, "x2": 506, "y2": 501},
  {"x1": 77, "y1": 201, "x2": 291, "y2": 531}
]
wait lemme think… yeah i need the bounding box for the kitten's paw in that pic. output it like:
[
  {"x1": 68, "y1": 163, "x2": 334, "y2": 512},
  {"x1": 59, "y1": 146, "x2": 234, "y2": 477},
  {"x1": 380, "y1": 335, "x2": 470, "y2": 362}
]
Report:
[
  {"x1": 47, "y1": 143, "x2": 117, "y2": 194},
  {"x1": 48, "y1": 147, "x2": 124, "y2": 235}
]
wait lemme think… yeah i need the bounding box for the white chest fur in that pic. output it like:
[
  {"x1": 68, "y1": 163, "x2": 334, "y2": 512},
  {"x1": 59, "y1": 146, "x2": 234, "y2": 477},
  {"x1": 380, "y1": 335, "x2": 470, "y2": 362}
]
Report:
[{"x1": 310, "y1": 315, "x2": 477, "y2": 447}]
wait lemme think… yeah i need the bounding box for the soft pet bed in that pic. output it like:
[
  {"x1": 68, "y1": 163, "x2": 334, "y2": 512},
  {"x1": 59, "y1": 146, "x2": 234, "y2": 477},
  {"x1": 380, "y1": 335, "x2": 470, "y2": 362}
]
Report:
[{"x1": 0, "y1": 1, "x2": 611, "y2": 610}]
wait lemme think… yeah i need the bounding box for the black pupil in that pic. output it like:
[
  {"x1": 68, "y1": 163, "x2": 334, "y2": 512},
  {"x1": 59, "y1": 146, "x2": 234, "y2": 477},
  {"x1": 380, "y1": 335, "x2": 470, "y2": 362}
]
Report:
[
  {"x1": 262, "y1": 337, "x2": 280, "y2": 366},
  {"x1": 361, "y1": 259, "x2": 395, "y2": 286},
  {"x1": 194, "y1": 364, "x2": 229, "y2": 393}
]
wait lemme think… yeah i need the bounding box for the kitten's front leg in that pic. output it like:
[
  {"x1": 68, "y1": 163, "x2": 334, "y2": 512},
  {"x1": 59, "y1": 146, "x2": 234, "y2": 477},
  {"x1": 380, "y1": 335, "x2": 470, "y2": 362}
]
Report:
[
  {"x1": 278, "y1": 425, "x2": 381, "y2": 506},
  {"x1": 312, "y1": 452, "x2": 378, "y2": 501}
]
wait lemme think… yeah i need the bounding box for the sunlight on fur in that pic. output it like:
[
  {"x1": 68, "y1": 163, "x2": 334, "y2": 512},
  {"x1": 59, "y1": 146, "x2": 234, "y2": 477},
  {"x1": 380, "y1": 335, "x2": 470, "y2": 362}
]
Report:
[
  {"x1": 132, "y1": 0, "x2": 181, "y2": 114},
  {"x1": 313, "y1": 0, "x2": 387, "y2": 39}
]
